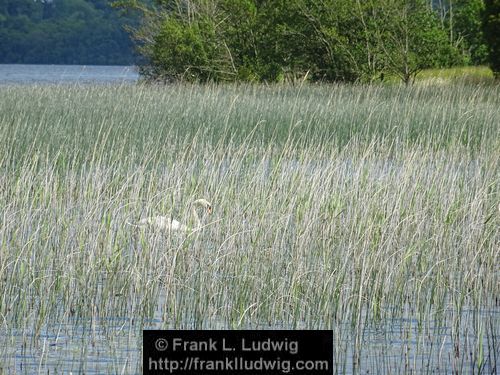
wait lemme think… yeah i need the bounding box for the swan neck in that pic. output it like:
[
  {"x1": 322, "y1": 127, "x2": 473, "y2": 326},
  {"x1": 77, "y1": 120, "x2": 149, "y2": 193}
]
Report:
[{"x1": 192, "y1": 206, "x2": 201, "y2": 229}]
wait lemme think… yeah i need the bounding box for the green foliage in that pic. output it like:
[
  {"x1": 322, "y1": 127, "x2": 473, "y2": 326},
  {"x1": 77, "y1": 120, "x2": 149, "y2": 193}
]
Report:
[
  {"x1": 120, "y1": 0, "x2": 467, "y2": 83},
  {"x1": 151, "y1": 18, "x2": 214, "y2": 81},
  {"x1": 453, "y1": 0, "x2": 488, "y2": 65},
  {"x1": 374, "y1": 0, "x2": 459, "y2": 84},
  {"x1": 431, "y1": 0, "x2": 488, "y2": 66},
  {"x1": 0, "y1": 0, "x2": 135, "y2": 64},
  {"x1": 483, "y1": 0, "x2": 500, "y2": 77},
  {"x1": 284, "y1": 0, "x2": 370, "y2": 81}
]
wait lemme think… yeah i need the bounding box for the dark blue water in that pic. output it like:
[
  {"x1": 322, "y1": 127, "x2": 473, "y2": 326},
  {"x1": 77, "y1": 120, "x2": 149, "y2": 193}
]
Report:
[{"x1": 0, "y1": 64, "x2": 138, "y2": 84}]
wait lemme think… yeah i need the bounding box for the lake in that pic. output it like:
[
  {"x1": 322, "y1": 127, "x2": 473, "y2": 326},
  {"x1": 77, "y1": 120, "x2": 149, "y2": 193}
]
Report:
[{"x1": 0, "y1": 64, "x2": 139, "y2": 84}]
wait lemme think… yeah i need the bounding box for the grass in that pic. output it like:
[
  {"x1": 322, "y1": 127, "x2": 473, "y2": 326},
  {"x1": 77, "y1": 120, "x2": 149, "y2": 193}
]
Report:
[
  {"x1": 0, "y1": 82, "x2": 498, "y2": 373},
  {"x1": 417, "y1": 65, "x2": 494, "y2": 83},
  {"x1": 385, "y1": 65, "x2": 496, "y2": 85}
]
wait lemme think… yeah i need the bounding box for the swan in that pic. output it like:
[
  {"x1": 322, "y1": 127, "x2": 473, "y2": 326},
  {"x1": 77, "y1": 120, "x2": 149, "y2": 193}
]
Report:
[{"x1": 132, "y1": 198, "x2": 212, "y2": 232}]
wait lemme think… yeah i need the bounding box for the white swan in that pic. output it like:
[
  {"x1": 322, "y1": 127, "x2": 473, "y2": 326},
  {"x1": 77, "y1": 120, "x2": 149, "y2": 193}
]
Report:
[{"x1": 133, "y1": 198, "x2": 212, "y2": 232}]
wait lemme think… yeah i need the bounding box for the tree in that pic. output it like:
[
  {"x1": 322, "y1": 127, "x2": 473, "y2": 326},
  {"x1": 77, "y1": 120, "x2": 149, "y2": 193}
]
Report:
[
  {"x1": 483, "y1": 0, "x2": 500, "y2": 78},
  {"x1": 453, "y1": 0, "x2": 488, "y2": 65},
  {"x1": 431, "y1": 0, "x2": 488, "y2": 65},
  {"x1": 115, "y1": 0, "x2": 462, "y2": 84},
  {"x1": 294, "y1": 0, "x2": 374, "y2": 82},
  {"x1": 125, "y1": 0, "x2": 240, "y2": 82},
  {"x1": 0, "y1": 0, "x2": 135, "y2": 65},
  {"x1": 374, "y1": 0, "x2": 456, "y2": 85}
]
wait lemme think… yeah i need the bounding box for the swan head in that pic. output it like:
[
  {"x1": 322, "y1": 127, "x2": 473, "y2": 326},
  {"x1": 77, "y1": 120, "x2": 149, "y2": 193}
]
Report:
[{"x1": 193, "y1": 198, "x2": 213, "y2": 215}]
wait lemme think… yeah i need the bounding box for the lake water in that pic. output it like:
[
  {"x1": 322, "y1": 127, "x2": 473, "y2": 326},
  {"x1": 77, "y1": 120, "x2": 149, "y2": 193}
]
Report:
[
  {"x1": 1, "y1": 306, "x2": 498, "y2": 374},
  {"x1": 0, "y1": 64, "x2": 139, "y2": 84}
]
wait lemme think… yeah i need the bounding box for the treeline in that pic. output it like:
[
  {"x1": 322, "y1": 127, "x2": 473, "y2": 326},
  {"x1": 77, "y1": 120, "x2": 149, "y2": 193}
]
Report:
[
  {"x1": 117, "y1": 0, "x2": 497, "y2": 83},
  {"x1": 0, "y1": 0, "x2": 135, "y2": 65}
]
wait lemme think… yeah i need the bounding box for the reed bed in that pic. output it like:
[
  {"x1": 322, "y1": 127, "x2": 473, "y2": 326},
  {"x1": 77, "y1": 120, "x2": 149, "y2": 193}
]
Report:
[{"x1": 0, "y1": 83, "x2": 498, "y2": 373}]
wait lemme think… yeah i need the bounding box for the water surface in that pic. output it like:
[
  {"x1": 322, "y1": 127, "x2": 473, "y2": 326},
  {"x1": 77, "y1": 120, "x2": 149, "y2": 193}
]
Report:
[{"x1": 0, "y1": 64, "x2": 138, "y2": 84}]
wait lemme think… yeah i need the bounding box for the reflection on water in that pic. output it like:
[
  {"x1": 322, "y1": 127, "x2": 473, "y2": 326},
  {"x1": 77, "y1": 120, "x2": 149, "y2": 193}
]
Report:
[
  {"x1": 1, "y1": 303, "x2": 498, "y2": 374},
  {"x1": 0, "y1": 64, "x2": 138, "y2": 84},
  {"x1": 1, "y1": 319, "x2": 142, "y2": 374}
]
